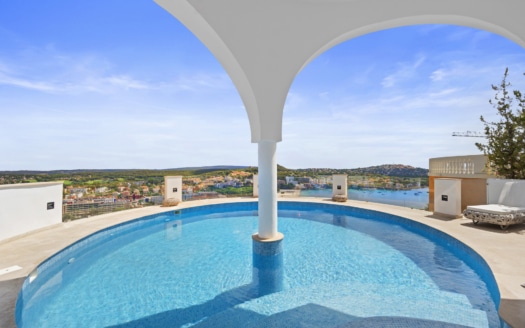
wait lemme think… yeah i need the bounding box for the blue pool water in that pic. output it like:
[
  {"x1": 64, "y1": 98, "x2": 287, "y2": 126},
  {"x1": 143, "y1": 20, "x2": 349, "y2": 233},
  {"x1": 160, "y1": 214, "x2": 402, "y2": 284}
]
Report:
[{"x1": 17, "y1": 202, "x2": 500, "y2": 327}]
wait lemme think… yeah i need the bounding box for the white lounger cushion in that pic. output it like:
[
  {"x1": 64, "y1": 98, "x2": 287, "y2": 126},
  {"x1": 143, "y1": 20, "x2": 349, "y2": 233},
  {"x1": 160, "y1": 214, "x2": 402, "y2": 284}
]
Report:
[{"x1": 466, "y1": 204, "x2": 525, "y2": 215}]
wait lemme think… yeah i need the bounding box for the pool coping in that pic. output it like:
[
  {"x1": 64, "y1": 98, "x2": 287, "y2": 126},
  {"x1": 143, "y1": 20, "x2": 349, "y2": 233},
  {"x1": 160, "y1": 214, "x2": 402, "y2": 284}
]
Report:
[{"x1": 1, "y1": 197, "x2": 524, "y2": 327}]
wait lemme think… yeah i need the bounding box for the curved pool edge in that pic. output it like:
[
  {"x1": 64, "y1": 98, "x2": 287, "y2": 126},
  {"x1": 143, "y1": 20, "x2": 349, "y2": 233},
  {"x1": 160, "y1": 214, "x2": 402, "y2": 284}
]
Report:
[
  {"x1": 295, "y1": 198, "x2": 525, "y2": 328},
  {"x1": 2, "y1": 197, "x2": 524, "y2": 327}
]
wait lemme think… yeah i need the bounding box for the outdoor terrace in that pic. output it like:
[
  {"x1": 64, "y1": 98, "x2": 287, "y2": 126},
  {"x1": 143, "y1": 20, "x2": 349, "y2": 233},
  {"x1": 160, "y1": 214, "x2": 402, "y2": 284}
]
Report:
[{"x1": 1, "y1": 197, "x2": 524, "y2": 327}]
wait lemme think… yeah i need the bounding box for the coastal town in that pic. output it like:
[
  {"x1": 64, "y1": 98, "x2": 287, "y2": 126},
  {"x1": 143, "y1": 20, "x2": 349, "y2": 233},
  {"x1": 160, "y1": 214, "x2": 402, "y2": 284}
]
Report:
[{"x1": 0, "y1": 164, "x2": 429, "y2": 220}]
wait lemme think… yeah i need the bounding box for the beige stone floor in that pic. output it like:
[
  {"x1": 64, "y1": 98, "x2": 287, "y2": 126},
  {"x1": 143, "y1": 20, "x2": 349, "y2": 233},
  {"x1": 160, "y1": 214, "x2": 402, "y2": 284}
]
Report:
[{"x1": 1, "y1": 197, "x2": 524, "y2": 327}]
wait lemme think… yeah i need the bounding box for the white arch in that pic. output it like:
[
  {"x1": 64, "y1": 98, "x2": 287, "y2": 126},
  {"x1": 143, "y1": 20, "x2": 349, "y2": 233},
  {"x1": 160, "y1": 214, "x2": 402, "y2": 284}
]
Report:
[
  {"x1": 302, "y1": 14, "x2": 525, "y2": 75},
  {"x1": 155, "y1": 0, "x2": 525, "y2": 143}
]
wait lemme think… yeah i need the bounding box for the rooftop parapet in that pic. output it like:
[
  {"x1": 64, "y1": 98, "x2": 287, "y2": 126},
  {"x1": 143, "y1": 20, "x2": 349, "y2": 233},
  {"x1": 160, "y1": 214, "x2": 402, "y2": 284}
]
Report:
[{"x1": 429, "y1": 155, "x2": 495, "y2": 178}]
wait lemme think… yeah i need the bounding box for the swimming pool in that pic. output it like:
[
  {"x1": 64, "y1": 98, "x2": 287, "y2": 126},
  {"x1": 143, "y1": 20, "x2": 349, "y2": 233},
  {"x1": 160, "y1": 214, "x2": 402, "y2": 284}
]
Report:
[{"x1": 16, "y1": 201, "x2": 501, "y2": 327}]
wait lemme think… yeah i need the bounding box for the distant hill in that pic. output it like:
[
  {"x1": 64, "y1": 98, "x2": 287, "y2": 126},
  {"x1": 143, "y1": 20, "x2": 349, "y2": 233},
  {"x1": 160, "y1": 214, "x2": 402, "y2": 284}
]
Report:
[
  {"x1": 0, "y1": 165, "x2": 249, "y2": 175},
  {"x1": 0, "y1": 164, "x2": 427, "y2": 178},
  {"x1": 0, "y1": 169, "x2": 133, "y2": 175},
  {"x1": 348, "y1": 164, "x2": 428, "y2": 177},
  {"x1": 164, "y1": 165, "x2": 249, "y2": 171},
  {"x1": 292, "y1": 164, "x2": 428, "y2": 178}
]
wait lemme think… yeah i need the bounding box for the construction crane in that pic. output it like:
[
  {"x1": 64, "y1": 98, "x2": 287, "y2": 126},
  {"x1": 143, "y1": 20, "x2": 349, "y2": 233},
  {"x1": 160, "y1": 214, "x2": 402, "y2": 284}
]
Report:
[{"x1": 452, "y1": 131, "x2": 485, "y2": 138}]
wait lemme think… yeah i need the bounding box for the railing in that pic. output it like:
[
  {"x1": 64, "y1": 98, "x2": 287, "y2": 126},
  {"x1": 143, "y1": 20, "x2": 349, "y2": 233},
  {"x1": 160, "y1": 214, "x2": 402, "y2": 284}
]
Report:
[
  {"x1": 63, "y1": 186, "x2": 429, "y2": 221},
  {"x1": 62, "y1": 193, "x2": 255, "y2": 221},
  {"x1": 183, "y1": 192, "x2": 253, "y2": 201},
  {"x1": 63, "y1": 201, "x2": 142, "y2": 221},
  {"x1": 428, "y1": 155, "x2": 494, "y2": 177}
]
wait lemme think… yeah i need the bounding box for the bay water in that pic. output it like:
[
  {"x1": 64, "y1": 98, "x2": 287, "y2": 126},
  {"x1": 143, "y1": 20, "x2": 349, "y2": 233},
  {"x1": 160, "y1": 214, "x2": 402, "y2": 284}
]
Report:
[{"x1": 300, "y1": 187, "x2": 429, "y2": 209}]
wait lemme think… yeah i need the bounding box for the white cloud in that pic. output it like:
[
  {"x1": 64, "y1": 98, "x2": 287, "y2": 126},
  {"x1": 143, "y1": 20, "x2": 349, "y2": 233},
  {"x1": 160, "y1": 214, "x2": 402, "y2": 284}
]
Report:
[
  {"x1": 381, "y1": 75, "x2": 396, "y2": 88},
  {"x1": 0, "y1": 51, "x2": 152, "y2": 94},
  {"x1": 446, "y1": 28, "x2": 473, "y2": 42},
  {"x1": 445, "y1": 28, "x2": 491, "y2": 46},
  {"x1": 0, "y1": 70, "x2": 59, "y2": 92},
  {"x1": 165, "y1": 73, "x2": 234, "y2": 92},
  {"x1": 430, "y1": 68, "x2": 446, "y2": 81},
  {"x1": 0, "y1": 45, "x2": 234, "y2": 96},
  {"x1": 428, "y1": 88, "x2": 459, "y2": 98},
  {"x1": 284, "y1": 91, "x2": 306, "y2": 112},
  {"x1": 381, "y1": 54, "x2": 426, "y2": 88},
  {"x1": 0, "y1": 70, "x2": 152, "y2": 94},
  {"x1": 104, "y1": 75, "x2": 150, "y2": 90}
]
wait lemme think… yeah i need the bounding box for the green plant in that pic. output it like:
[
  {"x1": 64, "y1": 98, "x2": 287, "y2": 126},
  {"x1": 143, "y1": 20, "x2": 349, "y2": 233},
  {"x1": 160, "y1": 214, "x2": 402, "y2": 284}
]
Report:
[{"x1": 476, "y1": 68, "x2": 525, "y2": 179}]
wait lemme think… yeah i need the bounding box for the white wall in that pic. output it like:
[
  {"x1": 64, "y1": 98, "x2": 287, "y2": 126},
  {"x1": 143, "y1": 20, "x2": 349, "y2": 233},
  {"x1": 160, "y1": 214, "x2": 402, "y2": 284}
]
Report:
[
  {"x1": 486, "y1": 178, "x2": 524, "y2": 204},
  {"x1": 164, "y1": 176, "x2": 182, "y2": 203},
  {"x1": 332, "y1": 174, "x2": 348, "y2": 197},
  {"x1": 0, "y1": 182, "x2": 63, "y2": 242},
  {"x1": 434, "y1": 178, "x2": 461, "y2": 218}
]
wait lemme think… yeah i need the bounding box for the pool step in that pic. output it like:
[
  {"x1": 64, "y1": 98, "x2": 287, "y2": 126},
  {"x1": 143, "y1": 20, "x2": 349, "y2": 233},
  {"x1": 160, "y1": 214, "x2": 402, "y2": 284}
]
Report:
[{"x1": 192, "y1": 282, "x2": 492, "y2": 328}]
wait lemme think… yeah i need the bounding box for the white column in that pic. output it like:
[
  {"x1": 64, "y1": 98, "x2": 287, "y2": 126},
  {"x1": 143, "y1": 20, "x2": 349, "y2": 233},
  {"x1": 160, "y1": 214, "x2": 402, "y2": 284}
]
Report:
[{"x1": 257, "y1": 140, "x2": 278, "y2": 239}]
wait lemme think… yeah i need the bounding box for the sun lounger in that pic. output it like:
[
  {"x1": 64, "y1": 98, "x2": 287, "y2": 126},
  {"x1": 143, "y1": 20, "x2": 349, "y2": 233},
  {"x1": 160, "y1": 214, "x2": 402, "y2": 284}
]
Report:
[{"x1": 463, "y1": 181, "x2": 525, "y2": 230}]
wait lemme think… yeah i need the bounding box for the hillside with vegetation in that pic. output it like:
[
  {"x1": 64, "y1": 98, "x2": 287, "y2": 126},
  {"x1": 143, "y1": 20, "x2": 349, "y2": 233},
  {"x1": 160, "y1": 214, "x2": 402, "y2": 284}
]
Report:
[
  {"x1": 278, "y1": 164, "x2": 428, "y2": 179},
  {"x1": 346, "y1": 164, "x2": 428, "y2": 177},
  {"x1": 0, "y1": 164, "x2": 427, "y2": 186}
]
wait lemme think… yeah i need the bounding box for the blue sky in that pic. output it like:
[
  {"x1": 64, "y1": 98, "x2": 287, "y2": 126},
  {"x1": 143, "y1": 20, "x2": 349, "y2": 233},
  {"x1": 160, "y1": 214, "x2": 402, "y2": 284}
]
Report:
[{"x1": 1, "y1": 1, "x2": 525, "y2": 171}]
